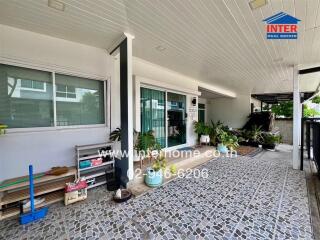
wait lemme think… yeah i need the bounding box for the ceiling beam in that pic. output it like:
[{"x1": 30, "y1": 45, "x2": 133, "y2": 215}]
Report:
[{"x1": 299, "y1": 66, "x2": 320, "y2": 75}]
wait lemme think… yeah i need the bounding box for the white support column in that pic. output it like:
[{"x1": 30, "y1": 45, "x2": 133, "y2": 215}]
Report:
[
  {"x1": 125, "y1": 32, "x2": 135, "y2": 180},
  {"x1": 293, "y1": 65, "x2": 301, "y2": 170}
]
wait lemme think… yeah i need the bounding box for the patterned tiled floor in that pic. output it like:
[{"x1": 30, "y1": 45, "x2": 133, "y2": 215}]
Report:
[{"x1": 0, "y1": 147, "x2": 313, "y2": 240}]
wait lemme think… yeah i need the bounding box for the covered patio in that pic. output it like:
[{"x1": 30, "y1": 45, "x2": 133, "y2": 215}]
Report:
[
  {"x1": 0, "y1": 145, "x2": 314, "y2": 239},
  {"x1": 1, "y1": 1, "x2": 320, "y2": 239}
]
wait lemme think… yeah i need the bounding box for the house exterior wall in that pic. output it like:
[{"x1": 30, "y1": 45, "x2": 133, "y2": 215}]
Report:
[
  {"x1": 0, "y1": 25, "x2": 115, "y2": 181},
  {"x1": 207, "y1": 94, "x2": 251, "y2": 129},
  {"x1": 0, "y1": 25, "x2": 247, "y2": 182}
]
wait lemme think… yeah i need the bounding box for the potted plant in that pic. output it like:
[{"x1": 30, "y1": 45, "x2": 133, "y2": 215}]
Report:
[
  {"x1": 144, "y1": 151, "x2": 166, "y2": 187},
  {"x1": 0, "y1": 124, "x2": 7, "y2": 135},
  {"x1": 239, "y1": 125, "x2": 263, "y2": 147},
  {"x1": 217, "y1": 129, "x2": 229, "y2": 153},
  {"x1": 262, "y1": 133, "x2": 281, "y2": 150},
  {"x1": 249, "y1": 125, "x2": 264, "y2": 146},
  {"x1": 194, "y1": 121, "x2": 211, "y2": 144},
  {"x1": 224, "y1": 134, "x2": 239, "y2": 151},
  {"x1": 135, "y1": 130, "x2": 161, "y2": 169}
]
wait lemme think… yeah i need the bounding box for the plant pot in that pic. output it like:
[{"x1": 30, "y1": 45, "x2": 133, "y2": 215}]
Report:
[
  {"x1": 144, "y1": 168, "x2": 163, "y2": 187},
  {"x1": 217, "y1": 144, "x2": 228, "y2": 154},
  {"x1": 200, "y1": 135, "x2": 210, "y2": 144},
  {"x1": 113, "y1": 189, "x2": 132, "y2": 203},
  {"x1": 262, "y1": 143, "x2": 276, "y2": 150}
]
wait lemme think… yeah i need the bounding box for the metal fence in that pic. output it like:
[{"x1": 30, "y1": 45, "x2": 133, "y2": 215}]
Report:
[{"x1": 302, "y1": 118, "x2": 320, "y2": 173}]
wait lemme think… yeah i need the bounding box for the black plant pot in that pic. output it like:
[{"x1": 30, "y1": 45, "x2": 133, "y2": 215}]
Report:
[
  {"x1": 249, "y1": 141, "x2": 260, "y2": 147},
  {"x1": 239, "y1": 141, "x2": 259, "y2": 147},
  {"x1": 262, "y1": 143, "x2": 275, "y2": 150}
]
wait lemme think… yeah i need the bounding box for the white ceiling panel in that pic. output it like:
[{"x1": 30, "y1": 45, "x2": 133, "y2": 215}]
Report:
[{"x1": 0, "y1": 0, "x2": 319, "y2": 94}]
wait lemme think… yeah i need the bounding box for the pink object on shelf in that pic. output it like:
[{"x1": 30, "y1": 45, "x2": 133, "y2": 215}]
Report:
[
  {"x1": 65, "y1": 179, "x2": 87, "y2": 193},
  {"x1": 91, "y1": 158, "x2": 103, "y2": 166}
]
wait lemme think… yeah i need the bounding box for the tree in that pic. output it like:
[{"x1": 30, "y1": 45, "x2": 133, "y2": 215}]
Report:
[
  {"x1": 271, "y1": 101, "x2": 293, "y2": 118},
  {"x1": 303, "y1": 105, "x2": 320, "y2": 118},
  {"x1": 312, "y1": 96, "x2": 320, "y2": 104}
]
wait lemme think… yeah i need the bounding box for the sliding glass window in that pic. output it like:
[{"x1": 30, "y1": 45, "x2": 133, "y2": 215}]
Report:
[
  {"x1": 55, "y1": 74, "x2": 105, "y2": 126},
  {"x1": 140, "y1": 87, "x2": 166, "y2": 148},
  {"x1": 0, "y1": 64, "x2": 53, "y2": 128},
  {"x1": 0, "y1": 64, "x2": 105, "y2": 129}
]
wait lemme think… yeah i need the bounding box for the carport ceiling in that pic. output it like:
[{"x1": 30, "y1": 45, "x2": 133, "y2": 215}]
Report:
[
  {"x1": 0, "y1": 0, "x2": 320, "y2": 94},
  {"x1": 252, "y1": 92, "x2": 315, "y2": 104}
]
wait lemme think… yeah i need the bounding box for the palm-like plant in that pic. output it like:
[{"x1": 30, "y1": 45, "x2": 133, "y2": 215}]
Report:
[{"x1": 249, "y1": 125, "x2": 264, "y2": 143}]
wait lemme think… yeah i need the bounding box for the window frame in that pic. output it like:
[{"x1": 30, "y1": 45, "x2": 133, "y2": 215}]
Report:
[
  {"x1": 19, "y1": 78, "x2": 47, "y2": 92},
  {"x1": 0, "y1": 61, "x2": 109, "y2": 133}
]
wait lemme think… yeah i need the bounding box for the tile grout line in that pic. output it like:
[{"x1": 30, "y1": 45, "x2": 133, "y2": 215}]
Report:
[
  {"x1": 230, "y1": 161, "x2": 274, "y2": 237},
  {"x1": 271, "y1": 166, "x2": 289, "y2": 240}
]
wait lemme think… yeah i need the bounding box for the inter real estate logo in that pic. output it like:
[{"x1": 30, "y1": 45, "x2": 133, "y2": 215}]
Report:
[{"x1": 263, "y1": 12, "x2": 300, "y2": 39}]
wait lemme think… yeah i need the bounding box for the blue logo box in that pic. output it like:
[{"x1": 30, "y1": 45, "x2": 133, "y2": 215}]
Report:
[{"x1": 267, "y1": 33, "x2": 297, "y2": 39}]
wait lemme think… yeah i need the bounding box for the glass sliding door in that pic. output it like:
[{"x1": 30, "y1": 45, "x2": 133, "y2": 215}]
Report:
[
  {"x1": 140, "y1": 87, "x2": 166, "y2": 148},
  {"x1": 167, "y1": 92, "x2": 186, "y2": 147}
]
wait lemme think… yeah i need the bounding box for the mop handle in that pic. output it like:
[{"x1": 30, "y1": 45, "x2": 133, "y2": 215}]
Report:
[{"x1": 29, "y1": 165, "x2": 35, "y2": 213}]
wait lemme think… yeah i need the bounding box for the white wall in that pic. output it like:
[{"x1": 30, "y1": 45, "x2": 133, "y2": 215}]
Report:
[
  {"x1": 0, "y1": 25, "x2": 114, "y2": 181},
  {"x1": 207, "y1": 94, "x2": 251, "y2": 129}
]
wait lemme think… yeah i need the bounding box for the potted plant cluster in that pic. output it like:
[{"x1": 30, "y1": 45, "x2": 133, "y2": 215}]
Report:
[
  {"x1": 216, "y1": 128, "x2": 239, "y2": 154},
  {"x1": 133, "y1": 130, "x2": 167, "y2": 187},
  {"x1": 193, "y1": 120, "x2": 239, "y2": 154},
  {"x1": 236, "y1": 125, "x2": 282, "y2": 150},
  {"x1": 239, "y1": 125, "x2": 264, "y2": 147}
]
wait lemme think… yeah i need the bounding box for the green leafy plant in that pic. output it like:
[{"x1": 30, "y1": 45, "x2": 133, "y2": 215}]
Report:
[
  {"x1": 224, "y1": 134, "x2": 239, "y2": 150},
  {"x1": 193, "y1": 121, "x2": 206, "y2": 135},
  {"x1": 109, "y1": 127, "x2": 121, "y2": 142},
  {"x1": 217, "y1": 129, "x2": 239, "y2": 150},
  {"x1": 249, "y1": 125, "x2": 264, "y2": 143},
  {"x1": 152, "y1": 151, "x2": 167, "y2": 172},
  {"x1": 170, "y1": 164, "x2": 177, "y2": 174},
  {"x1": 263, "y1": 134, "x2": 281, "y2": 145},
  {"x1": 135, "y1": 130, "x2": 158, "y2": 152},
  {"x1": 209, "y1": 121, "x2": 223, "y2": 145},
  {"x1": 312, "y1": 96, "x2": 320, "y2": 104},
  {"x1": 303, "y1": 105, "x2": 320, "y2": 117},
  {"x1": 109, "y1": 128, "x2": 139, "y2": 142},
  {"x1": 0, "y1": 124, "x2": 7, "y2": 135}
]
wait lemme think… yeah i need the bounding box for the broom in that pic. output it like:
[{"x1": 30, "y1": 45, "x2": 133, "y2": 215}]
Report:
[{"x1": 19, "y1": 165, "x2": 48, "y2": 224}]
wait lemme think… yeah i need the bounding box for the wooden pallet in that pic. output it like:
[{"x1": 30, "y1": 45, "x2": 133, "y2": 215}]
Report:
[
  {"x1": 1, "y1": 190, "x2": 64, "y2": 220},
  {"x1": 0, "y1": 167, "x2": 76, "y2": 220}
]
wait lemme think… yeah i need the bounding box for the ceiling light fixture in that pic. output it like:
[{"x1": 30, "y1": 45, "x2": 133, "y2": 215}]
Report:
[
  {"x1": 249, "y1": 0, "x2": 268, "y2": 10},
  {"x1": 155, "y1": 45, "x2": 166, "y2": 52},
  {"x1": 48, "y1": 0, "x2": 65, "y2": 11}
]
